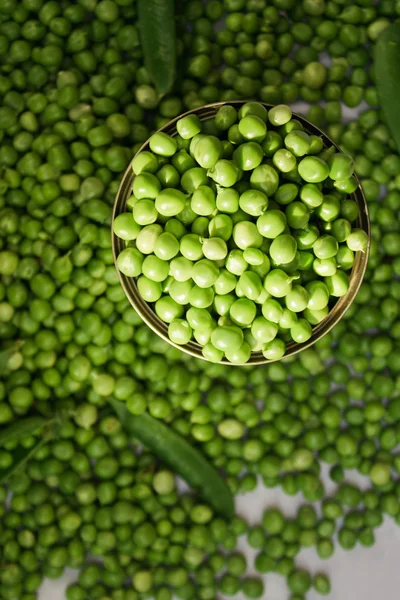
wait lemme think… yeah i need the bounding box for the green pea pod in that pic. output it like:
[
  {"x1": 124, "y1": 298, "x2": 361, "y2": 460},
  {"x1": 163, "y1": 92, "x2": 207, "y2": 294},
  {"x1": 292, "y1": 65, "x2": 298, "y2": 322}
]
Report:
[
  {"x1": 0, "y1": 416, "x2": 49, "y2": 447},
  {"x1": 0, "y1": 435, "x2": 50, "y2": 485},
  {"x1": 375, "y1": 23, "x2": 400, "y2": 154},
  {"x1": 110, "y1": 399, "x2": 235, "y2": 517},
  {"x1": 137, "y1": 0, "x2": 176, "y2": 97}
]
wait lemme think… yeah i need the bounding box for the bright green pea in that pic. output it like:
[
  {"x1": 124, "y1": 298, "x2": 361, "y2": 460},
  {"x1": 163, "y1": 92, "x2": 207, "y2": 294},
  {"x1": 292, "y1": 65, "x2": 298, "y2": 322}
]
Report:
[
  {"x1": 155, "y1": 296, "x2": 184, "y2": 323},
  {"x1": 233, "y1": 142, "x2": 263, "y2": 171},
  {"x1": 113, "y1": 213, "x2": 141, "y2": 241},
  {"x1": 273, "y1": 148, "x2": 297, "y2": 173},
  {"x1": 135, "y1": 224, "x2": 163, "y2": 254},
  {"x1": 116, "y1": 248, "x2": 143, "y2": 277},
  {"x1": 300, "y1": 183, "x2": 324, "y2": 208},
  {"x1": 155, "y1": 188, "x2": 186, "y2": 217},
  {"x1": 268, "y1": 104, "x2": 292, "y2": 126},
  {"x1": 262, "y1": 298, "x2": 283, "y2": 323},
  {"x1": 274, "y1": 183, "x2": 299, "y2": 205},
  {"x1": 225, "y1": 341, "x2": 252, "y2": 364},
  {"x1": 238, "y1": 271, "x2": 263, "y2": 301},
  {"x1": 298, "y1": 156, "x2": 330, "y2": 183},
  {"x1": 286, "y1": 201, "x2": 310, "y2": 228},
  {"x1": 264, "y1": 269, "x2": 294, "y2": 298},
  {"x1": 208, "y1": 159, "x2": 240, "y2": 187},
  {"x1": 192, "y1": 259, "x2": 220, "y2": 288},
  {"x1": 191, "y1": 185, "x2": 216, "y2": 216},
  {"x1": 181, "y1": 167, "x2": 208, "y2": 193},
  {"x1": 193, "y1": 135, "x2": 223, "y2": 169},
  {"x1": 180, "y1": 234, "x2": 203, "y2": 261},
  {"x1": 257, "y1": 210, "x2": 287, "y2": 239},
  {"x1": 176, "y1": 114, "x2": 202, "y2": 140},
  {"x1": 142, "y1": 255, "x2": 169, "y2": 282},
  {"x1": 202, "y1": 342, "x2": 224, "y2": 363},
  {"x1": 137, "y1": 276, "x2": 162, "y2": 302},
  {"x1": 285, "y1": 285, "x2": 309, "y2": 312},
  {"x1": 313, "y1": 235, "x2": 339, "y2": 259},
  {"x1": 132, "y1": 199, "x2": 158, "y2": 225},
  {"x1": 202, "y1": 238, "x2": 228, "y2": 261},
  {"x1": 214, "y1": 269, "x2": 237, "y2": 295},
  {"x1": 149, "y1": 132, "x2": 178, "y2": 157},
  {"x1": 346, "y1": 228, "x2": 368, "y2": 252},
  {"x1": 269, "y1": 234, "x2": 297, "y2": 265},
  {"x1": 133, "y1": 173, "x2": 161, "y2": 199},
  {"x1": 263, "y1": 338, "x2": 286, "y2": 360},
  {"x1": 209, "y1": 214, "x2": 233, "y2": 241},
  {"x1": 154, "y1": 232, "x2": 180, "y2": 261},
  {"x1": 313, "y1": 257, "x2": 337, "y2": 277},
  {"x1": 326, "y1": 270, "x2": 350, "y2": 297},
  {"x1": 243, "y1": 248, "x2": 265, "y2": 266},
  {"x1": 230, "y1": 298, "x2": 257, "y2": 326},
  {"x1": 251, "y1": 316, "x2": 278, "y2": 344},
  {"x1": 189, "y1": 285, "x2": 214, "y2": 308},
  {"x1": 303, "y1": 306, "x2": 329, "y2": 325},
  {"x1": 233, "y1": 222, "x2": 263, "y2": 250},
  {"x1": 131, "y1": 151, "x2": 159, "y2": 175},
  {"x1": 306, "y1": 281, "x2": 330, "y2": 310},
  {"x1": 329, "y1": 153, "x2": 354, "y2": 180},
  {"x1": 285, "y1": 130, "x2": 311, "y2": 157},
  {"x1": 168, "y1": 319, "x2": 192, "y2": 345},
  {"x1": 239, "y1": 189, "x2": 268, "y2": 217},
  {"x1": 239, "y1": 102, "x2": 268, "y2": 122},
  {"x1": 250, "y1": 164, "x2": 280, "y2": 196},
  {"x1": 211, "y1": 325, "x2": 244, "y2": 351},
  {"x1": 238, "y1": 115, "x2": 267, "y2": 142},
  {"x1": 216, "y1": 188, "x2": 239, "y2": 213}
]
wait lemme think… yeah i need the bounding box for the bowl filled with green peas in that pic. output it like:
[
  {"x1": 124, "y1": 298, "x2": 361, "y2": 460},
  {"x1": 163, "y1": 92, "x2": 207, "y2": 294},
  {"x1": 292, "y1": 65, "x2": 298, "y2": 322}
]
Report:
[{"x1": 112, "y1": 101, "x2": 370, "y2": 365}]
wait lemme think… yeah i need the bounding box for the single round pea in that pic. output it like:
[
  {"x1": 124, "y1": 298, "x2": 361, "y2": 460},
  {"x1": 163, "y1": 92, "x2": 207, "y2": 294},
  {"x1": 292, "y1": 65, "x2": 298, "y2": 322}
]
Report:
[
  {"x1": 132, "y1": 151, "x2": 159, "y2": 175},
  {"x1": 291, "y1": 319, "x2": 312, "y2": 343},
  {"x1": 268, "y1": 104, "x2": 292, "y2": 126},
  {"x1": 180, "y1": 234, "x2": 203, "y2": 261},
  {"x1": 155, "y1": 188, "x2": 186, "y2": 217},
  {"x1": 274, "y1": 183, "x2": 299, "y2": 206},
  {"x1": 300, "y1": 183, "x2": 323, "y2": 208},
  {"x1": 286, "y1": 202, "x2": 310, "y2": 229},
  {"x1": 133, "y1": 199, "x2": 158, "y2": 225},
  {"x1": 238, "y1": 271, "x2": 263, "y2": 301},
  {"x1": 214, "y1": 269, "x2": 237, "y2": 295},
  {"x1": 137, "y1": 276, "x2": 162, "y2": 302},
  {"x1": 263, "y1": 338, "x2": 286, "y2": 360},
  {"x1": 313, "y1": 257, "x2": 337, "y2": 277},
  {"x1": 238, "y1": 115, "x2": 267, "y2": 142},
  {"x1": 230, "y1": 298, "x2": 257, "y2": 326},
  {"x1": 326, "y1": 271, "x2": 349, "y2": 297},
  {"x1": 113, "y1": 213, "x2": 141, "y2": 241},
  {"x1": 329, "y1": 153, "x2": 354, "y2": 180},
  {"x1": 313, "y1": 235, "x2": 339, "y2": 259},
  {"x1": 181, "y1": 167, "x2": 208, "y2": 193},
  {"x1": 273, "y1": 149, "x2": 297, "y2": 173},
  {"x1": 285, "y1": 285, "x2": 309, "y2": 312},
  {"x1": 136, "y1": 224, "x2": 163, "y2": 254},
  {"x1": 243, "y1": 248, "x2": 265, "y2": 266},
  {"x1": 208, "y1": 159, "x2": 240, "y2": 187},
  {"x1": 155, "y1": 296, "x2": 184, "y2": 322},
  {"x1": 306, "y1": 281, "x2": 329, "y2": 310},
  {"x1": 225, "y1": 341, "x2": 252, "y2": 364},
  {"x1": 149, "y1": 132, "x2": 178, "y2": 157},
  {"x1": 251, "y1": 316, "x2": 278, "y2": 344},
  {"x1": 191, "y1": 185, "x2": 216, "y2": 216},
  {"x1": 154, "y1": 232, "x2": 180, "y2": 261},
  {"x1": 346, "y1": 228, "x2": 368, "y2": 252},
  {"x1": 239, "y1": 189, "x2": 268, "y2": 217},
  {"x1": 168, "y1": 319, "x2": 192, "y2": 345},
  {"x1": 269, "y1": 234, "x2": 297, "y2": 265},
  {"x1": 233, "y1": 222, "x2": 263, "y2": 250},
  {"x1": 250, "y1": 164, "x2": 280, "y2": 196},
  {"x1": 189, "y1": 285, "x2": 214, "y2": 308},
  {"x1": 211, "y1": 325, "x2": 244, "y2": 351},
  {"x1": 192, "y1": 259, "x2": 220, "y2": 288},
  {"x1": 202, "y1": 238, "x2": 228, "y2": 261},
  {"x1": 233, "y1": 142, "x2": 263, "y2": 171},
  {"x1": 216, "y1": 188, "x2": 239, "y2": 213},
  {"x1": 285, "y1": 130, "x2": 311, "y2": 157},
  {"x1": 142, "y1": 255, "x2": 169, "y2": 282},
  {"x1": 298, "y1": 156, "x2": 330, "y2": 183},
  {"x1": 264, "y1": 269, "x2": 294, "y2": 298},
  {"x1": 176, "y1": 114, "x2": 202, "y2": 140},
  {"x1": 116, "y1": 248, "x2": 143, "y2": 277},
  {"x1": 192, "y1": 135, "x2": 223, "y2": 169},
  {"x1": 257, "y1": 210, "x2": 287, "y2": 239},
  {"x1": 133, "y1": 173, "x2": 161, "y2": 199}
]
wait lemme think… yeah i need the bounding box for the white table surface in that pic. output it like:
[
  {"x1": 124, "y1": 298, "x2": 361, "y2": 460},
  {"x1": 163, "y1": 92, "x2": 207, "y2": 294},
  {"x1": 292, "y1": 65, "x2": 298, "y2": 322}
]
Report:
[
  {"x1": 40, "y1": 100, "x2": 400, "y2": 599},
  {"x1": 40, "y1": 465, "x2": 400, "y2": 600}
]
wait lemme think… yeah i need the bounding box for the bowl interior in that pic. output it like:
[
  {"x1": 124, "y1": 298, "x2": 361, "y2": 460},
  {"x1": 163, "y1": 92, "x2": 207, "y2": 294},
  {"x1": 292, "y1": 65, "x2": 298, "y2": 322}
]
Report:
[{"x1": 112, "y1": 102, "x2": 370, "y2": 366}]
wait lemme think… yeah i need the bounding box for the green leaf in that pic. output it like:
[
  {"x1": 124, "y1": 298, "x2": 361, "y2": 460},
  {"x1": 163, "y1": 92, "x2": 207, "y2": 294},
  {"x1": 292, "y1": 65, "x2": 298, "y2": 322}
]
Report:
[
  {"x1": 375, "y1": 23, "x2": 400, "y2": 155},
  {"x1": 110, "y1": 399, "x2": 235, "y2": 517},
  {"x1": 137, "y1": 0, "x2": 176, "y2": 97},
  {"x1": 0, "y1": 416, "x2": 49, "y2": 447}
]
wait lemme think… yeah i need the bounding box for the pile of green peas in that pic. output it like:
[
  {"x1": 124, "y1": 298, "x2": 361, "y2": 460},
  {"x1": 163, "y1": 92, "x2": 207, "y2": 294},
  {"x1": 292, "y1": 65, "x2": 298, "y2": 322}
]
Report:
[
  {"x1": 0, "y1": 0, "x2": 400, "y2": 598},
  {"x1": 114, "y1": 102, "x2": 367, "y2": 363}
]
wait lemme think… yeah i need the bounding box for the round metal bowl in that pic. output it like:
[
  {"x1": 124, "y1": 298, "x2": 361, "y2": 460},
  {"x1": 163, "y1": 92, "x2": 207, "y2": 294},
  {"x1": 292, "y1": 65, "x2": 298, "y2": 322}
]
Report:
[{"x1": 112, "y1": 101, "x2": 370, "y2": 366}]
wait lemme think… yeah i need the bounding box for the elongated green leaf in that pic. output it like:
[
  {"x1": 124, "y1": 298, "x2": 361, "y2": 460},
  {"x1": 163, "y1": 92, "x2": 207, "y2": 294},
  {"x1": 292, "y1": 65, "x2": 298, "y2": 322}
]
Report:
[
  {"x1": 0, "y1": 416, "x2": 49, "y2": 447},
  {"x1": 0, "y1": 436, "x2": 49, "y2": 485},
  {"x1": 375, "y1": 23, "x2": 400, "y2": 154},
  {"x1": 138, "y1": 0, "x2": 176, "y2": 97},
  {"x1": 111, "y1": 399, "x2": 235, "y2": 517}
]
